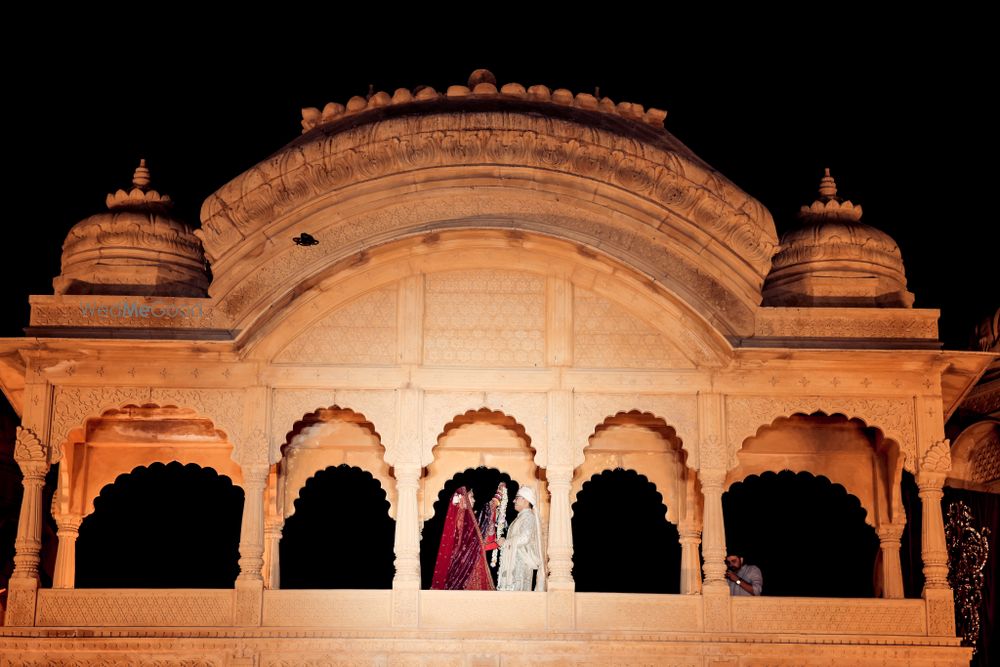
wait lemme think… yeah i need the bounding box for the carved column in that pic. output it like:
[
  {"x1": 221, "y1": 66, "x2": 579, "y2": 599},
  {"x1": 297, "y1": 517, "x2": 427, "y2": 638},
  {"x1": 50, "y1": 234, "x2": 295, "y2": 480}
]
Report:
[
  {"x1": 7, "y1": 427, "x2": 50, "y2": 626},
  {"x1": 545, "y1": 465, "x2": 574, "y2": 591},
  {"x1": 700, "y1": 467, "x2": 732, "y2": 633},
  {"x1": 876, "y1": 522, "x2": 905, "y2": 599},
  {"x1": 391, "y1": 387, "x2": 422, "y2": 627},
  {"x1": 263, "y1": 515, "x2": 284, "y2": 590},
  {"x1": 700, "y1": 469, "x2": 728, "y2": 590},
  {"x1": 235, "y1": 464, "x2": 268, "y2": 626},
  {"x1": 678, "y1": 519, "x2": 703, "y2": 595},
  {"x1": 52, "y1": 512, "x2": 83, "y2": 589},
  {"x1": 392, "y1": 461, "x2": 422, "y2": 590},
  {"x1": 916, "y1": 436, "x2": 956, "y2": 636},
  {"x1": 917, "y1": 469, "x2": 950, "y2": 591},
  {"x1": 238, "y1": 465, "x2": 268, "y2": 582}
]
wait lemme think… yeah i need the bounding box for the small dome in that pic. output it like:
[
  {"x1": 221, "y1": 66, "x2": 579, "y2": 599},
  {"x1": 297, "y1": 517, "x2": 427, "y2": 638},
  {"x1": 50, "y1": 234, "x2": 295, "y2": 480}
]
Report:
[
  {"x1": 762, "y1": 169, "x2": 914, "y2": 308},
  {"x1": 54, "y1": 160, "x2": 209, "y2": 297}
]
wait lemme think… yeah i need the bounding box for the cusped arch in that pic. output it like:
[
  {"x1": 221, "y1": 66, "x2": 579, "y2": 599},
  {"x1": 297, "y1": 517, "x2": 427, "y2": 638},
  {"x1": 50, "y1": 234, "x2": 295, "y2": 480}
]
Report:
[
  {"x1": 278, "y1": 405, "x2": 396, "y2": 518},
  {"x1": 573, "y1": 411, "x2": 689, "y2": 524},
  {"x1": 573, "y1": 396, "x2": 697, "y2": 470},
  {"x1": 200, "y1": 107, "x2": 777, "y2": 340},
  {"x1": 54, "y1": 403, "x2": 242, "y2": 519},
  {"x1": 724, "y1": 396, "x2": 917, "y2": 472},
  {"x1": 423, "y1": 408, "x2": 542, "y2": 520},
  {"x1": 728, "y1": 412, "x2": 906, "y2": 529}
]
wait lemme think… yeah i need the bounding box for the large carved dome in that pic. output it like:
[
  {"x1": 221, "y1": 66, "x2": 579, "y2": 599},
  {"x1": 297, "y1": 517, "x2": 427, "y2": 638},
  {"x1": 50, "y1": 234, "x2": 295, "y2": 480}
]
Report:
[
  {"x1": 54, "y1": 161, "x2": 209, "y2": 297},
  {"x1": 763, "y1": 169, "x2": 913, "y2": 307}
]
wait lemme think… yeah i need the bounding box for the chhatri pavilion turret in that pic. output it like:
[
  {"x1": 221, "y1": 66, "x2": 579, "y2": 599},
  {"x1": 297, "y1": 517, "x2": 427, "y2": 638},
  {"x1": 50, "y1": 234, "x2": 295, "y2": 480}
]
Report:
[{"x1": 0, "y1": 70, "x2": 994, "y2": 665}]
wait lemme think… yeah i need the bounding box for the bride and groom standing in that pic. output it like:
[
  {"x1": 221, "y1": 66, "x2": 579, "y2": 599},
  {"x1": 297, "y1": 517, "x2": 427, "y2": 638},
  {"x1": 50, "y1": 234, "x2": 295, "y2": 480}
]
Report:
[{"x1": 430, "y1": 483, "x2": 546, "y2": 591}]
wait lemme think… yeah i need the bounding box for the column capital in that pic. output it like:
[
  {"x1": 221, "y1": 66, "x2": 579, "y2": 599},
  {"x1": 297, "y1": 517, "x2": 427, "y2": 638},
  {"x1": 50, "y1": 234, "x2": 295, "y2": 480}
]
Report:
[
  {"x1": 876, "y1": 522, "x2": 905, "y2": 542},
  {"x1": 699, "y1": 469, "x2": 726, "y2": 489},
  {"x1": 241, "y1": 464, "x2": 270, "y2": 487}
]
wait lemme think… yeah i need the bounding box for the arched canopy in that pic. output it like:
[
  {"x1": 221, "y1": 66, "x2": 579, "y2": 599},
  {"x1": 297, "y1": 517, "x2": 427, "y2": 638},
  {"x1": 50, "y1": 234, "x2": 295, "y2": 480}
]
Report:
[{"x1": 198, "y1": 100, "x2": 777, "y2": 340}]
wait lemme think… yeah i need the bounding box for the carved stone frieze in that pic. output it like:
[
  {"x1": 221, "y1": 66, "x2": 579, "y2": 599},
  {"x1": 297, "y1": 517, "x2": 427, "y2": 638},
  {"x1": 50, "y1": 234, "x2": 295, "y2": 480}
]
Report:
[
  {"x1": 731, "y1": 598, "x2": 925, "y2": 635},
  {"x1": 755, "y1": 308, "x2": 939, "y2": 339},
  {"x1": 201, "y1": 116, "x2": 775, "y2": 273},
  {"x1": 35, "y1": 589, "x2": 233, "y2": 627},
  {"x1": 725, "y1": 395, "x2": 916, "y2": 470},
  {"x1": 202, "y1": 113, "x2": 773, "y2": 336},
  {"x1": 572, "y1": 393, "x2": 697, "y2": 468},
  {"x1": 29, "y1": 295, "x2": 224, "y2": 330}
]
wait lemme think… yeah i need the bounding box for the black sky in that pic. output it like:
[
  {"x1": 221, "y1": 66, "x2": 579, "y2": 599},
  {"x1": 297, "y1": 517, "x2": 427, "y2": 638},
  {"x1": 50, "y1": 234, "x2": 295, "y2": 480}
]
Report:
[{"x1": 4, "y1": 23, "x2": 996, "y2": 348}]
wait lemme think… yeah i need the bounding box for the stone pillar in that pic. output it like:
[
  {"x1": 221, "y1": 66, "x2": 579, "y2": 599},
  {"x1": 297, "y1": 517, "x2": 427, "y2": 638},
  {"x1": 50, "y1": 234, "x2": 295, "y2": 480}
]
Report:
[
  {"x1": 545, "y1": 465, "x2": 574, "y2": 592},
  {"x1": 700, "y1": 468, "x2": 731, "y2": 632},
  {"x1": 917, "y1": 468, "x2": 956, "y2": 635},
  {"x1": 391, "y1": 460, "x2": 421, "y2": 627},
  {"x1": 52, "y1": 512, "x2": 83, "y2": 589},
  {"x1": 263, "y1": 515, "x2": 284, "y2": 590},
  {"x1": 876, "y1": 522, "x2": 905, "y2": 599},
  {"x1": 7, "y1": 427, "x2": 50, "y2": 626},
  {"x1": 700, "y1": 469, "x2": 728, "y2": 590},
  {"x1": 235, "y1": 464, "x2": 268, "y2": 626},
  {"x1": 678, "y1": 518, "x2": 703, "y2": 595}
]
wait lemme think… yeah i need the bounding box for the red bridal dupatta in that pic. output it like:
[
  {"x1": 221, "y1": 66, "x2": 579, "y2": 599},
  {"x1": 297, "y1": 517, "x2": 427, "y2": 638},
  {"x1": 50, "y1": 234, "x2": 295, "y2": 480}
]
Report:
[{"x1": 430, "y1": 487, "x2": 495, "y2": 590}]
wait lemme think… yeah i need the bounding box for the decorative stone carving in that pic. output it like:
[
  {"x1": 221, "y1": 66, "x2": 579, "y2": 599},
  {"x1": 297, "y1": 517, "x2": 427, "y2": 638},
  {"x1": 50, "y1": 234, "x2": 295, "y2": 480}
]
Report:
[
  {"x1": 13, "y1": 426, "x2": 46, "y2": 464},
  {"x1": 572, "y1": 393, "x2": 697, "y2": 468},
  {"x1": 201, "y1": 110, "x2": 774, "y2": 336},
  {"x1": 274, "y1": 287, "x2": 397, "y2": 364},
  {"x1": 423, "y1": 270, "x2": 545, "y2": 367},
  {"x1": 755, "y1": 307, "x2": 938, "y2": 340},
  {"x1": 271, "y1": 388, "x2": 334, "y2": 449},
  {"x1": 920, "y1": 439, "x2": 952, "y2": 473},
  {"x1": 971, "y1": 432, "x2": 1000, "y2": 483},
  {"x1": 731, "y1": 598, "x2": 926, "y2": 635},
  {"x1": 151, "y1": 388, "x2": 246, "y2": 448},
  {"x1": 51, "y1": 386, "x2": 150, "y2": 461},
  {"x1": 573, "y1": 288, "x2": 693, "y2": 368},
  {"x1": 35, "y1": 589, "x2": 234, "y2": 626},
  {"x1": 725, "y1": 395, "x2": 916, "y2": 470}
]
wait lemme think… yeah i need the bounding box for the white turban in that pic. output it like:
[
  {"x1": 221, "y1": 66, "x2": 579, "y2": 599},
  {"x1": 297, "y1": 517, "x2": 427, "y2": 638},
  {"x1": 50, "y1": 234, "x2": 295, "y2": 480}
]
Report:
[{"x1": 516, "y1": 486, "x2": 537, "y2": 507}]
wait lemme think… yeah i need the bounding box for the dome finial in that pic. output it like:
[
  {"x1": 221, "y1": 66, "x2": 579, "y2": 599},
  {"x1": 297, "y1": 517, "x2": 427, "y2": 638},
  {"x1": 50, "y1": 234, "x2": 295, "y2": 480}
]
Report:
[
  {"x1": 132, "y1": 159, "x2": 151, "y2": 191},
  {"x1": 818, "y1": 167, "x2": 838, "y2": 201}
]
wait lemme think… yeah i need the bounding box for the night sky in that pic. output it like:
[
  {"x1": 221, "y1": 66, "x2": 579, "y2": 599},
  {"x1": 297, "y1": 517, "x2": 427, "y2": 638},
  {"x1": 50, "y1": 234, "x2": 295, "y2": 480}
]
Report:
[
  {"x1": 4, "y1": 26, "x2": 996, "y2": 347},
  {"x1": 1, "y1": 21, "x2": 997, "y2": 639}
]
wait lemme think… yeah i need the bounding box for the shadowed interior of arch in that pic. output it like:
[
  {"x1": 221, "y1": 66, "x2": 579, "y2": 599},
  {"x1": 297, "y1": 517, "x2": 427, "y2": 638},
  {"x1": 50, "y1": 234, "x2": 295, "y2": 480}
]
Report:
[
  {"x1": 75, "y1": 461, "x2": 243, "y2": 588},
  {"x1": 280, "y1": 464, "x2": 394, "y2": 589},
  {"x1": 723, "y1": 470, "x2": 880, "y2": 597},
  {"x1": 420, "y1": 467, "x2": 521, "y2": 590},
  {"x1": 572, "y1": 468, "x2": 681, "y2": 594}
]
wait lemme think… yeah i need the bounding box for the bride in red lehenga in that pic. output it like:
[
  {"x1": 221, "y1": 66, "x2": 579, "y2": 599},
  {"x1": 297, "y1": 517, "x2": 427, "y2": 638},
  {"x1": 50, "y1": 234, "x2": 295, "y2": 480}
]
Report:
[{"x1": 430, "y1": 487, "x2": 495, "y2": 590}]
